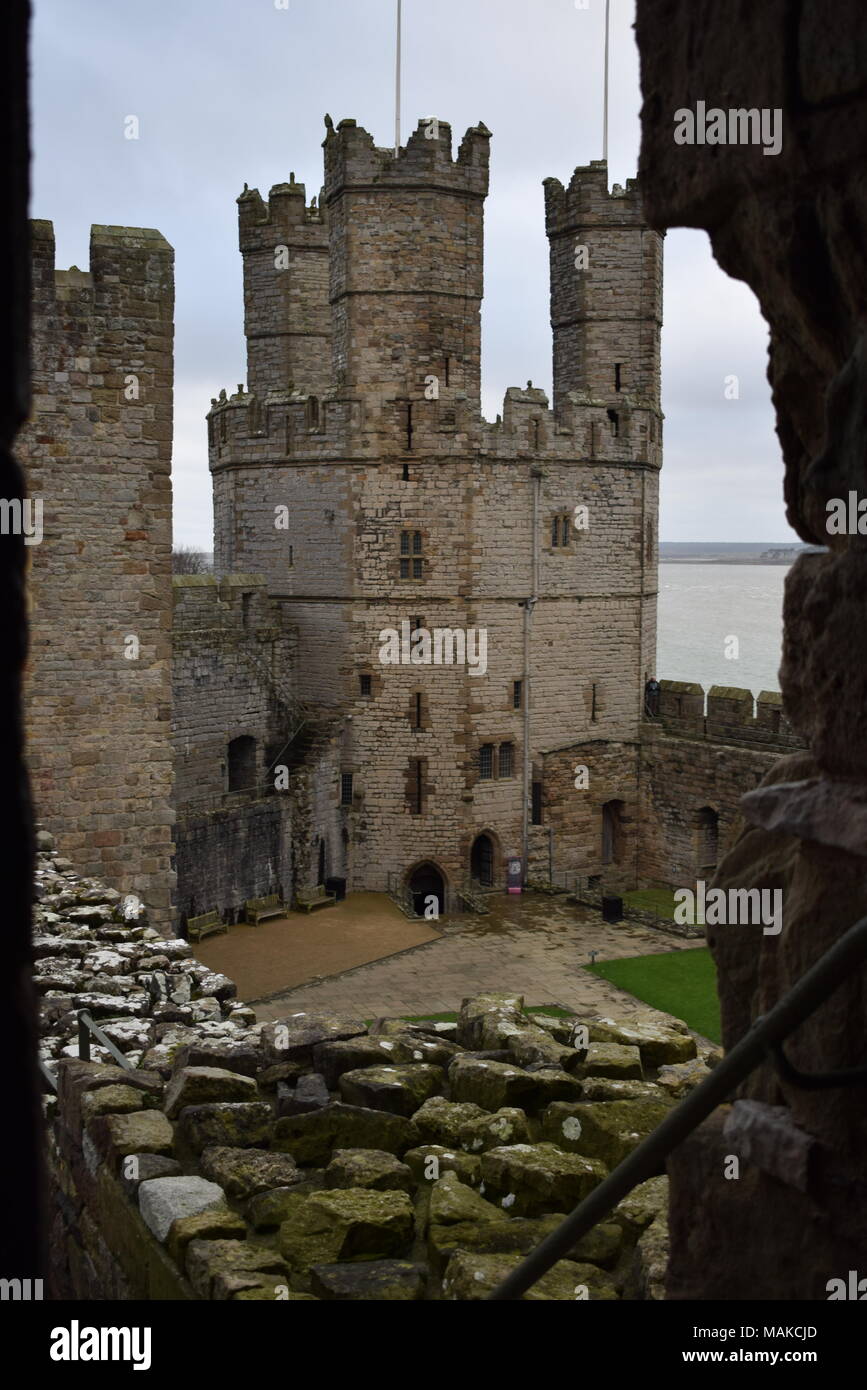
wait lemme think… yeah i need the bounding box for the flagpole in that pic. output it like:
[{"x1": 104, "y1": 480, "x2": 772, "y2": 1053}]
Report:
[
  {"x1": 395, "y1": 0, "x2": 402, "y2": 155},
  {"x1": 602, "y1": 0, "x2": 610, "y2": 168}
]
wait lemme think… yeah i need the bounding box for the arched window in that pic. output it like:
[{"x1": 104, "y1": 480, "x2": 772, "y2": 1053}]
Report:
[{"x1": 227, "y1": 735, "x2": 256, "y2": 792}]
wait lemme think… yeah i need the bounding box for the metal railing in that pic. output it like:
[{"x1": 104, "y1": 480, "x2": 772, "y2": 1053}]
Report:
[
  {"x1": 386, "y1": 872, "x2": 419, "y2": 919},
  {"x1": 76, "y1": 1009, "x2": 136, "y2": 1069},
  {"x1": 40, "y1": 1009, "x2": 136, "y2": 1094},
  {"x1": 488, "y1": 913, "x2": 867, "y2": 1299},
  {"x1": 456, "y1": 881, "x2": 491, "y2": 916}
]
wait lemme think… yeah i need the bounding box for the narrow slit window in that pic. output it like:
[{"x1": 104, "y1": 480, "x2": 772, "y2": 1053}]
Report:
[
  {"x1": 359, "y1": 673, "x2": 372, "y2": 697},
  {"x1": 513, "y1": 680, "x2": 523, "y2": 710},
  {"x1": 409, "y1": 759, "x2": 424, "y2": 815},
  {"x1": 340, "y1": 772, "x2": 354, "y2": 805},
  {"x1": 614, "y1": 363, "x2": 622, "y2": 392}
]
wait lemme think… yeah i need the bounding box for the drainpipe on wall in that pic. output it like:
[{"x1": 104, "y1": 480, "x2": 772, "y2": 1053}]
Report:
[{"x1": 522, "y1": 468, "x2": 543, "y2": 883}]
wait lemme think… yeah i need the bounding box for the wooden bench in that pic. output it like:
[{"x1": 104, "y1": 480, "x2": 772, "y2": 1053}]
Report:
[
  {"x1": 187, "y1": 909, "x2": 227, "y2": 942},
  {"x1": 295, "y1": 884, "x2": 337, "y2": 913},
  {"x1": 244, "y1": 893, "x2": 288, "y2": 926}
]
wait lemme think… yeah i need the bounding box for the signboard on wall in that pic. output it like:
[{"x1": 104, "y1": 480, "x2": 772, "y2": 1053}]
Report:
[{"x1": 507, "y1": 857, "x2": 523, "y2": 894}]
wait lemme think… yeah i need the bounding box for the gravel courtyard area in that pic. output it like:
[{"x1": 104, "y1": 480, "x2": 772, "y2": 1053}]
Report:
[{"x1": 248, "y1": 892, "x2": 700, "y2": 1024}]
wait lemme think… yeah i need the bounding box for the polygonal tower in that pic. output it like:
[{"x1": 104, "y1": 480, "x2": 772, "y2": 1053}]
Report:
[{"x1": 209, "y1": 121, "x2": 663, "y2": 908}]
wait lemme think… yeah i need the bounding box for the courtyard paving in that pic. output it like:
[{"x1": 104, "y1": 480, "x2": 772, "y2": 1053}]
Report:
[
  {"x1": 195, "y1": 893, "x2": 439, "y2": 1002},
  {"x1": 243, "y1": 891, "x2": 701, "y2": 1024}
]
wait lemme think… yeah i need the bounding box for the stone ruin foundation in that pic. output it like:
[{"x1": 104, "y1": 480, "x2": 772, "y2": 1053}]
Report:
[{"x1": 37, "y1": 837, "x2": 717, "y2": 1300}]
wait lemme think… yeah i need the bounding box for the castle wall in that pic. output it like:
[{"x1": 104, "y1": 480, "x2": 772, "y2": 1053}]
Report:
[
  {"x1": 171, "y1": 574, "x2": 298, "y2": 923},
  {"x1": 533, "y1": 739, "x2": 642, "y2": 893},
  {"x1": 174, "y1": 800, "x2": 292, "y2": 926},
  {"x1": 208, "y1": 122, "x2": 662, "y2": 900},
  {"x1": 19, "y1": 221, "x2": 175, "y2": 928},
  {"x1": 637, "y1": 681, "x2": 805, "y2": 887}
]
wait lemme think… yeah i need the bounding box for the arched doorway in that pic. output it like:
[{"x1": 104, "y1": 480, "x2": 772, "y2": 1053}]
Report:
[
  {"x1": 470, "y1": 833, "x2": 495, "y2": 887},
  {"x1": 407, "y1": 862, "x2": 445, "y2": 918},
  {"x1": 696, "y1": 806, "x2": 719, "y2": 870}
]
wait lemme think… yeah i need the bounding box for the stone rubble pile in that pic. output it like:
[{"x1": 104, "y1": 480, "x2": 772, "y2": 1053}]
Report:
[{"x1": 35, "y1": 839, "x2": 720, "y2": 1300}]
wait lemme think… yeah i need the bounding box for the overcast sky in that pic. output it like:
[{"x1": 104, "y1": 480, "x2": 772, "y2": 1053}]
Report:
[{"x1": 31, "y1": 0, "x2": 796, "y2": 549}]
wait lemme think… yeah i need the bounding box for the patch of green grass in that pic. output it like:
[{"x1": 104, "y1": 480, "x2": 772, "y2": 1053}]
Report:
[
  {"x1": 623, "y1": 887, "x2": 677, "y2": 919},
  {"x1": 585, "y1": 947, "x2": 721, "y2": 1043}
]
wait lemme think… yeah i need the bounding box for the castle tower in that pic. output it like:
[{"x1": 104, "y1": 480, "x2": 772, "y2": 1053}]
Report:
[
  {"x1": 20, "y1": 221, "x2": 176, "y2": 927},
  {"x1": 544, "y1": 161, "x2": 663, "y2": 420},
  {"x1": 209, "y1": 125, "x2": 663, "y2": 903},
  {"x1": 324, "y1": 117, "x2": 490, "y2": 415},
  {"x1": 238, "y1": 176, "x2": 330, "y2": 398}
]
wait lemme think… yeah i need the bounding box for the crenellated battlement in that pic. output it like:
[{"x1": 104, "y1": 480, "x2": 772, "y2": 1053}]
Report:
[
  {"x1": 544, "y1": 161, "x2": 648, "y2": 234},
  {"x1": 654, "y1": 679, "x2": 803, "y2": 750},
  {"x1": 323, "y1": 117, "x2": 491, "y2": 201},
  {"x1": 206, "y1": 376, "x2": 663, "y2": 472},
  {"x1": 237, "y1": 177, "x2": 327, "y2": 252},
  {"x1": 31, "y1": 220, "x2": 173, "y2": 312}
]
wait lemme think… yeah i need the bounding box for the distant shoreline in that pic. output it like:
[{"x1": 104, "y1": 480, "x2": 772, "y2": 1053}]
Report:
[{"x1": 659, "y1": 557, "x2": 796, "y2": 566}]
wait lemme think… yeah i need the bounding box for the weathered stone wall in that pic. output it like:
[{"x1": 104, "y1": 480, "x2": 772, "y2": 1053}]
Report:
[
  {"x1": 636, "y1": 0, "x2": 867, "y2": 1297},
  {"x1": 172, "y1": 573, "x2": 298, "y2": 923},
  {"x1": 532, "y1": 739, "x2": 641, "y2": 892},
  {"x1": 638, "y1": 681, "x2": 805, "y2": 887},
  {"x1": 172, "y1": 573, "x2": 297, "y2": 808},
  {"x1": 19, "y1": 220, "x2": 175, "y2": 928},
  {"x1": 38, "y1": 847, "x2": 711, "y2": 1300},
  {"x1": 545, "y1": 161, "x2": 664, "y2": 419},
  {"x1": 237, "y1": 178, "x2": 331, "y2": 400},
  {"x1": 173, "y1": 802, "x2": 292, "y2": 928},
  {"x1": 1, "y1": 0, "x2": 44, "y2": 1279},
  {"x1": 210, "y1": 121, "x2": 661, "y2": 899}
]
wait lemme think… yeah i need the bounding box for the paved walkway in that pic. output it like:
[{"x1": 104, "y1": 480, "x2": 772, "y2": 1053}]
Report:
[
  {"x1": 251, "y1": 893, "x2": 700, "y2": 1023},
  {"x1": 195, "y1": 893, "x2": 439, "y2": 1002}
]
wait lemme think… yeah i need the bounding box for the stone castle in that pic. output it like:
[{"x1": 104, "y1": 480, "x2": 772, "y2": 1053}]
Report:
[{"x1": 19, "y1": 118, "x2": 801, "y2": 930}]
